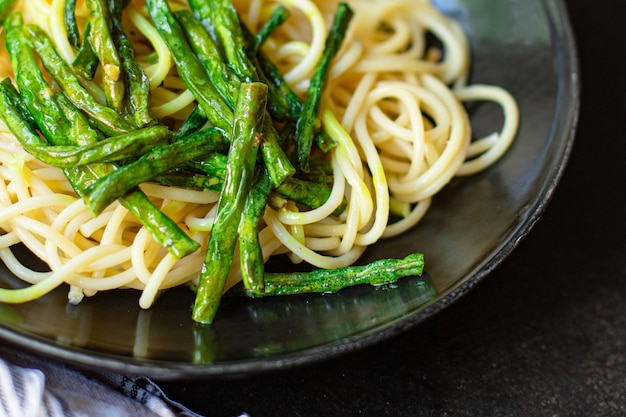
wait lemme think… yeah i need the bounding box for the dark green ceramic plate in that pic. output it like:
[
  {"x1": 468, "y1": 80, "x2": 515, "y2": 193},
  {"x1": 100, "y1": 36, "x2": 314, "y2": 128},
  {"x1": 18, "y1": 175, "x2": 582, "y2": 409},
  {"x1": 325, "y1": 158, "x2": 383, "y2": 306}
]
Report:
[{"x1": 0, "y1": 0, "x2": 578, "y2": 379}]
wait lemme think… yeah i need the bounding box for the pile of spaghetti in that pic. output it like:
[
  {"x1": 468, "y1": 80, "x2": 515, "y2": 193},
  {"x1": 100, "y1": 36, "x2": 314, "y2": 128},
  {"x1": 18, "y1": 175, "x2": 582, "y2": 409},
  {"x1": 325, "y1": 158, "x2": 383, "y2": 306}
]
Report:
[{"x1": 0, "y1": 0, "x2": 519, "y2": 323}]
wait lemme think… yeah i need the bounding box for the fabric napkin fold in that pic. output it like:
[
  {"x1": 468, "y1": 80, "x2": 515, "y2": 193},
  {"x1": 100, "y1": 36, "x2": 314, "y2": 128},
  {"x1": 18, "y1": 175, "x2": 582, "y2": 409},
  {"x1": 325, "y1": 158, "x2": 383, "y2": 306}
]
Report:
[{"x1": 0, "y1": 345, "x2": 212, "y2": 417}]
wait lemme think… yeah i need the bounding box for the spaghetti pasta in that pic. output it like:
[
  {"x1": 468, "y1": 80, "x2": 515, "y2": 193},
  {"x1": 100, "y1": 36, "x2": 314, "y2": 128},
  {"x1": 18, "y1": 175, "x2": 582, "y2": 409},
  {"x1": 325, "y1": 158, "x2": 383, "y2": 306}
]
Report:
[{"x1": 0, "y1": 0, "x2": 519, "y2": 314}]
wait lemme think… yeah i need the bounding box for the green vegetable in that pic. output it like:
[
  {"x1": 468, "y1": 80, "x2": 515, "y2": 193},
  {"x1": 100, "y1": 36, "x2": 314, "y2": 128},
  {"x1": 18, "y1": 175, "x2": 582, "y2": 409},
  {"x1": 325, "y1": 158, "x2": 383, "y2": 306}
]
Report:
[
  {"x1": 61, "y1": 91, "x2": 200, "y2": 259},
  {"x1": 252, "y1": 5, "x2": 290, "y2": 53},
  {"x1": 240, "y1": 21, "x2": 302, "y2": 122},
  {"x1": 192, "y1": 82, "x2": 268, "y2": 324},
  {"x1": 241, "y1": 6, "x2": 302, "y2": 122},
  {"x1": 85, "y1": 0, "x2": 125, "y2": 109},
  {"x1": 0, "y1": 2, "x2": 428, "y2": 323},
  {"x1": 185, "y1": 0, "x2": 296, "y2": 185},
  {"x1": 83, "y1": 127, "x2": 225, "y2": 214},
  {"x1": 193, "y1": 0, "x2": 258, "y2": 83},
  {"x1": 0, "y1": 85, "x2": 170, "y2": 167},
  {"x1": 238, "y1": 169, "x2": 272, "y2": 293},
  {"x1": 277, "y1": 176, "x2": 346, "y2": 216},
  {"x1": 23, "y1": 23, "x2": 134, "y2": 136},
  {"x1": 4, "y1": 13, "x2": 198, "y2": 259},
  {"x1": 294, "y1": 2, "x2": 353, "y2": 171},
  {"x1": 64, "y1": 0, "x2": 80, "y2": 49},
  {"x1": 145, "y1": 0, "x2": 234, "y2": 134},
  {"x1": 188, "y1": 151, "x2": 345, "y2": 215},
  {"x1": 72, "y1": 22, "x2": 100, "y2": 80},
  {"x1": 248, "y1": 253, "x2": 425, "y2": 297},
  {"x1": 109, "y1": 0, "x2": 156, "y2": 127},
  {"x1": 0, "y1": 0, "x2": 16, "y2": 23},
  {"x1": 4, "y1": 14, "x2": 73, "y2": 145},
  {"x1": 174, "y1": 106, "x2": 208, "y2": 140},
  {"x1": 175, "y1": 9, "x2": 239, "y2": 107},
  {"x1": 152, "y1": 172, "x2": 223, "y2": 192}
]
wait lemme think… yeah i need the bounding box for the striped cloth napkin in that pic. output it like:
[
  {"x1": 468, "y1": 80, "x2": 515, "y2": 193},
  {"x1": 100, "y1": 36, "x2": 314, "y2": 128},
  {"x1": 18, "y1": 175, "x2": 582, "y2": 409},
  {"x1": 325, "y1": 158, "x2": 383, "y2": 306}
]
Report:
[{"x1": 0, "y1": 346, "x2": 220, "y2": 417}]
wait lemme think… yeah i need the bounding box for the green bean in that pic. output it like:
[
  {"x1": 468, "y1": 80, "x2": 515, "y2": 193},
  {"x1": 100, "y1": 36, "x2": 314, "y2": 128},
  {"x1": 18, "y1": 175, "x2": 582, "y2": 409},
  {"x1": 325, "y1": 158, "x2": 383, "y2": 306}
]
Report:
[
  {"x1": 23, "y1": 24, "x2": 134, "y2": 135},
  {"x1": 192, "y1": 82, "x2": 268, "y2": 324},
  {"x1": 294, "y1": 2, "x2": 353, "y2": 171},
  {"x1": 247, "y1": 253, "x2": 425, "y2": 297},
  {"x1": 83, "y1": 127, "x2": 224, "y2": 215},
  {"x1": 85, "y1": 0, "x2": 124, "y2": 109}
]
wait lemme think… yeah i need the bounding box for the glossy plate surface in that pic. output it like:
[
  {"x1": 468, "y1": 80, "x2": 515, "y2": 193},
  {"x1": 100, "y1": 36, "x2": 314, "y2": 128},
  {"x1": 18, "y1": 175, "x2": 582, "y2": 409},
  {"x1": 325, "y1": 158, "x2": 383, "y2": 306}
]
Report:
[{"x1": 0, "y1": 0, "x2": 578, "y2": 379}]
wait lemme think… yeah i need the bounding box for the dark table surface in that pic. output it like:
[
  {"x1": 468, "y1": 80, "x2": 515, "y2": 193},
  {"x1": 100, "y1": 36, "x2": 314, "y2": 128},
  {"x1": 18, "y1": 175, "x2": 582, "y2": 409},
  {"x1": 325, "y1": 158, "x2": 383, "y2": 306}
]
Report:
[{"x1": 158, "y1": 1, "x2": 626, "y2": 416}]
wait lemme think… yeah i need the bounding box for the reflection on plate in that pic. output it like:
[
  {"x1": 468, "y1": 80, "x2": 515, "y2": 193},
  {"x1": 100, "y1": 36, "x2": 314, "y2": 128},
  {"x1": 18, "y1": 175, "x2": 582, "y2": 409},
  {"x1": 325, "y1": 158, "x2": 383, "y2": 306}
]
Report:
[{"x1": 0, "y1": 0, "x2": 578, "y2": 379}]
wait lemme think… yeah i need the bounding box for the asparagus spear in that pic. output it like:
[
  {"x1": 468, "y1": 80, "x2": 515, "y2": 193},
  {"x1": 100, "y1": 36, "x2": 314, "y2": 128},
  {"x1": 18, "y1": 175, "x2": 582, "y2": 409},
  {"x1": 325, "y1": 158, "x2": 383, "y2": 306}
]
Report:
[
  {"x1": 85, "y1": 0, "x2": 125, "y2": 110},
  {"x1": 174, "y1": 9, "x2": 239, "y2": 106},
  {"x1": 191, "y1": 0, "x2": 258, "y2": 83},
  {"x1": 238, "y1": 168, "x2": 271, "y2": 293},
  {"x1": 109, "y1": 0, "x2": 156, "y2": 127},
  {"x1": 4, "y1": 14, "x2": 73, "y2": 145},
  {"x1": 64, "y1": 0, "x2": 80, "y2": 49},
  {"x1": 0, "y1": 84, "x2": 170, "y2": 167},
  {"x1": 23, "y1": 24, "x2": 134, "y2": 136},
  {"x1": 192, "y1": 82, "x2": 268, "y2": 324},
  {"x1": 190, "y1": 152, "x2": 345, "y2": 215},
  {"x1": 240, "y1": 22, "x2": 302, "y2": 122},
  {"x1": 147, "y1": 0, "x2": 294, "y2": 187},
  {"x1": 72, "y1": 22, "x2": 100, "y2": 80},
  {"x1": 152, "y1": 171, "x2": 223, "y2": 192},
  {"x1": 83, "y1": 127, "x2": 225, "y2": 214},
  {"x1": 52, "y1": 95, "x2": 202, "y2": 258},
  {"x1": 174, "y1": 106, "x2": 208, "y2": 140},
  {"x1": 252, "y1": 5, "x2": 290, "y2": 52},
  {"x1": 277, "y1": 176, "x2": 346, "y2": 216},
  {"x1": 184, "y1": 3, "x2": 299, "y2": 123},
  {"x1": 247, "y1": 253, "x2": 425, "y2": 297},
  {"x1": 145, "y1": 0, "x2": 234, "y2": 134},
  {"x1": 5, "y1": 14, "x2": 198, "y2": 258},
  {"x1": 294, "y1": 2, "x2": 353, "y2": 171},
  {"x1": 177, "y1": 5, "x2": 295, "y2": 182}
]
